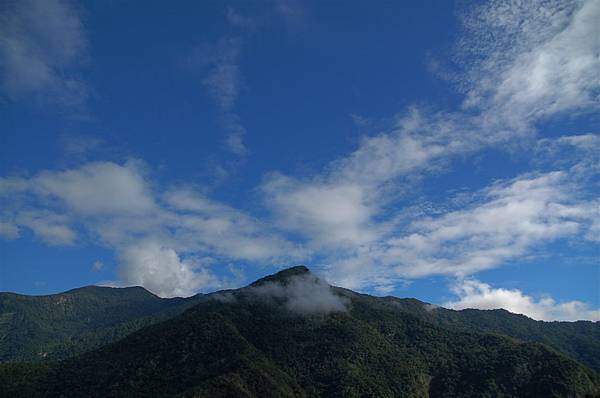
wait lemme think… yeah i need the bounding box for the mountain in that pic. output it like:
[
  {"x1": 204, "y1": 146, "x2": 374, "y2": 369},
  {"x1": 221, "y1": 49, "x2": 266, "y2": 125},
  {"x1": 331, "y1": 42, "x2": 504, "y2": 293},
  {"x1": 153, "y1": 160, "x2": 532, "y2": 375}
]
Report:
[
  {"x1": 0, "y1": 266, "x2": 598, "y2": 397},
  {"x1": 383, "y1": 297, "x2": 600, "y2": 373},
  {"x1": 0, "y1": 285, "x2": 205, "y2": 362}
]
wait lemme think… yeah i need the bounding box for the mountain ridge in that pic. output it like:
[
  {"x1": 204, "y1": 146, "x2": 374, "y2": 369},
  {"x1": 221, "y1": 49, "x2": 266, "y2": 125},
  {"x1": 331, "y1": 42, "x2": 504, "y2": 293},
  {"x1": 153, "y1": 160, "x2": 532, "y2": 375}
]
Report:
[
  {"x1": 0, "y1": 284, "x2": 206, "y2": 362},
  {"x1": 2, "y1": 267, "x2": 598, "y2": 370},
  {"x1": 1, "y1": 266, "x2": 599, "y2": 397}
]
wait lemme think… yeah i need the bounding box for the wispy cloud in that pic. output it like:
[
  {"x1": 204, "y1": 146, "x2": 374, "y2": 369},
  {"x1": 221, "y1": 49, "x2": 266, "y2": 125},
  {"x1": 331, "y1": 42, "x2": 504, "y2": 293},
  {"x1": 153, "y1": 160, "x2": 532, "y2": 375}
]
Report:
[
  {"x1": 450, "y1": 0, "x2": 600, "y2": 122},
  {"x1": 194, "y1": 2, "x2": 309, "y2": 158},
  {"x1": 201, "y1": 36, "x2": 243, "y2": 111},
  {"x1": 195, "y1": 25, "x2": 247, "y2": 156},
  {"x1": 17, "y1": 210, "x2": 76, "y2": 245},
  {"x1": 92, "y1": 260, "x2": 103, "y2": 271},
  {"x1": 0, "y1": 0, "x2": 89, "y2": 107},
  {"x1": 61, "y1": 133, "x2": 104, "y2": 158},
  {"x1": 387, "y1": 171, "x2": 595, "y2": 278},
  {"x1": 304, "y1": 165, "x2": 599, "y2": 294},
  {"x1": 272, "y1": 0, "x2": 308, "y2": 31},
  {"x1": 259, "y1": 0, "x2": 600, "y2": 295},
  {"x1": 0, "y1": 221, "x2": 19, "y2": 240}
]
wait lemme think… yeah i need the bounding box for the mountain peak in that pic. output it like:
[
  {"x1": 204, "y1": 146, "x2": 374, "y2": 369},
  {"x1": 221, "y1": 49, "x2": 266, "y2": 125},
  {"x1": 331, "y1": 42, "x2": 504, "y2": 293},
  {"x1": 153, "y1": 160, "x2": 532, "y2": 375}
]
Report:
[{"x1": 250, "y1": 265, "x2": 311, "y2": 287}]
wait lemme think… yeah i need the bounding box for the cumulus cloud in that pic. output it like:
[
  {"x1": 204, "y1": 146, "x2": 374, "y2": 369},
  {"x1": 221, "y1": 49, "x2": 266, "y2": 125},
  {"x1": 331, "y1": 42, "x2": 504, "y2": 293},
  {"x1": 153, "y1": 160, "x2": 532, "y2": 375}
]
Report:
[
  {"x1": 0, "y1": 160, "x2": 303, "y2": 297},
  {"x1": 0, "y1": 0, "x2": 89, "y2": 105},
  {"x1": 37, "y1": 161, "x2": 156, "y2": 216},
  {"x1": 0, "y1": 161, "x2": 156, "y2": 216},
  {"x1": 117, "y1": 241, "x2": 219, "y2": 298},
  {"x1": 445, "y1": 279, "x2": 600, "y2": 322},
  {"x1": 250, "y1": 274, "x2": 349, "y2": 315},
  {"x1": 263, "y1": 175, "x2": 378, "y2": 248}
]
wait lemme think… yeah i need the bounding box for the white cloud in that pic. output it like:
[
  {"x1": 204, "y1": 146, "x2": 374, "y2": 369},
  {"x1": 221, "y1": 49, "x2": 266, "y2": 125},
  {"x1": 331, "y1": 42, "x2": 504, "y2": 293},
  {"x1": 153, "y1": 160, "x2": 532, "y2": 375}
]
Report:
[
  {"x1": 118, "y1": 241, "x2": 219, "y2": 298},
  {"x1": 445, "y1": 279, "x2": 600, "y2": 321},
  {"x1": 263, "y1": 175, "x2": 377, "y2": 248},
  {"x1": 536, "y1": 134, "x2": 600, "y2": 159},
  {"x1": 17, "y1": 210, "x2": 76, "y2": 246},
  {"x1": 37, "y1": 161, "x2": 156, "y2": 216},
  {"x1": 455, "y1": 0, "x2": 600, "y2": 124},
  {"x1": 555, "y1": 134, "x2": 600, "y2": 151},
  {"x1": 535, "y1": 133, "x2": 600, "y2": 179},
  {"x1": 1, "y1": 0, "x2": 598, "y2": 301},
  {"x1": 317, "y1": 170, "x2": 599, "y2": 291},
  {"x1": 390, "y1": 172, "x2": 589, "y2": 277},
  {"x1": 258, "y1": 0, "x2": 600, "y2": 292},
  {"x1": 0, "y1": 0, "x2": 88, "y2": 105},
  {"x1": 260, "y1": 107, "x2": 492, "y2": 252},
  {"x1": 164, "y1": 187, "x2": 304, "y2": 261},
  {"x1": 330, "y1": 109, "x2": 482, "y2": 186},
  {"x1": 0, "y1": 161, "x2": 156, "y2": 216},
  {"x1": 0, "y1": 161, "x2": 304, "y2": 297},
  {"x1": 259, "y1": 125, "x2": 599, "y2": 291}
]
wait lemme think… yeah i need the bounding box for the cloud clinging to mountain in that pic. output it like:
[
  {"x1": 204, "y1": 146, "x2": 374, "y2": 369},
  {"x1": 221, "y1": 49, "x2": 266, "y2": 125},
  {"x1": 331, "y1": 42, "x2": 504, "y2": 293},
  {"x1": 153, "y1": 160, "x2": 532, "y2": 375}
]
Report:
[{"x1": 249, "y1": 273, "x2": 349, "y2": 315}]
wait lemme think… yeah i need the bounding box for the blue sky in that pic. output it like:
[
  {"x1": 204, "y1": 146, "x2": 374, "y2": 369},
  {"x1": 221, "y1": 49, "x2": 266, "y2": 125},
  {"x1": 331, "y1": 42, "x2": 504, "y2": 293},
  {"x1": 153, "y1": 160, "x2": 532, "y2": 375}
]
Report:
[{"x1": 1, "y1": 0, "x2": 599, "y2": 321}]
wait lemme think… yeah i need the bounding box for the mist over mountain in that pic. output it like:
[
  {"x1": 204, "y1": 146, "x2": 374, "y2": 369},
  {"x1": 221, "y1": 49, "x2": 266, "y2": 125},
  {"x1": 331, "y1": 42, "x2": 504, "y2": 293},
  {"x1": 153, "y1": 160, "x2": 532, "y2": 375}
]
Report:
[{"x1": 1, "y1": 266, "x2": 598, "y2": 397}]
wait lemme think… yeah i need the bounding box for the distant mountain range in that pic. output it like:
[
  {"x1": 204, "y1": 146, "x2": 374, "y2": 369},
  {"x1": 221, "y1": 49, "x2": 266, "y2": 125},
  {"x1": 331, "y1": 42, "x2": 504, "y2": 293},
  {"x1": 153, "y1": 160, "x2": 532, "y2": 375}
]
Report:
[{"x1": 1, "y1": 266, "x2": 598, "y2": 397}]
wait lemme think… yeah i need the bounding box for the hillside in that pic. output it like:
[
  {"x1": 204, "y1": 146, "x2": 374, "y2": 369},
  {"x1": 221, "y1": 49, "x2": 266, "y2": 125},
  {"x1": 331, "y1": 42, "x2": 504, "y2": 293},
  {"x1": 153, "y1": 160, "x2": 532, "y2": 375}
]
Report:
[
  {"x1": 390, "y1": 298, "x2": 600, "y2": 373},
  {"x1": 0, "y1": 285, "x2": 205, "y2": 362},
  {"x1": 347, "y1": 293, "x2": 600, "y2": 373},
  {"x1": 1, "y1": 266, "x2": 598, "y2": 397}
]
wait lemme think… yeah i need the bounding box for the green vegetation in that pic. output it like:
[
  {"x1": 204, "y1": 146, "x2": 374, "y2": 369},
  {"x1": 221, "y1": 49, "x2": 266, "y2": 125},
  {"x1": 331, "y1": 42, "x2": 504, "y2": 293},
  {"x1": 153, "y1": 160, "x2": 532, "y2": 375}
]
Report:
[
  {"x1": 368, "y1": 295, "x2": 600, "y2": 373},
  {"x1": 1, "y1": 267, "x2": 598, "y2": 397},
  {"x1": 0, "y1": 285, "x2": 205, "y2": 362}
]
